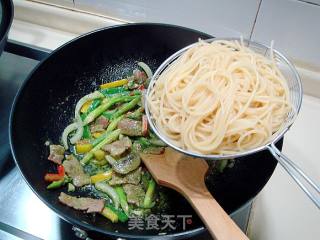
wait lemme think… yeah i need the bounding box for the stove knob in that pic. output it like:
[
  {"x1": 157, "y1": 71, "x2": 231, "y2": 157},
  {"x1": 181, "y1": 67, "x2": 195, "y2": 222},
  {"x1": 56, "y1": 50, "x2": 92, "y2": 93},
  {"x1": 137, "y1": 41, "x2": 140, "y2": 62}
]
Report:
[{"x1": 72, "y1": 226, "x2": 92, "y2": 240}]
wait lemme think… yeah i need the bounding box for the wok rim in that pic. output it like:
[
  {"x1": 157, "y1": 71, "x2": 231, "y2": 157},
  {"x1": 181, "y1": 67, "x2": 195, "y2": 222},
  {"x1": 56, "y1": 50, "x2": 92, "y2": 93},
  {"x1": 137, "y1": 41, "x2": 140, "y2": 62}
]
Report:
[
  {"x1": 9, "y1": 23, "x2": 256, "y2": 239},
  {"x1": 0, "y1": 0, "x2": 14, "y2": 51}
]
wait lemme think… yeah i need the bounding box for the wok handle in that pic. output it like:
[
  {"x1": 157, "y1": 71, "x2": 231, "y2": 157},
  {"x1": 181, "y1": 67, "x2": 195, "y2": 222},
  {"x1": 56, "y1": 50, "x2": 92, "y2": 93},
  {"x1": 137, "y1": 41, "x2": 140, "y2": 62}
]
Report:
[{"x1": 267, "y1": 143, "x2": 320, "y2": 209}]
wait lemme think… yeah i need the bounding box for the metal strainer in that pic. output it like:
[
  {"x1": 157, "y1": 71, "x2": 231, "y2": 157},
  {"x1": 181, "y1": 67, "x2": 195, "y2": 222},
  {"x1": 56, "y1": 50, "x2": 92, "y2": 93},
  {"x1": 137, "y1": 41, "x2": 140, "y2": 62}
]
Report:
[{"x1": 145, "y1": 38, "x2": 320, "y2": 208}]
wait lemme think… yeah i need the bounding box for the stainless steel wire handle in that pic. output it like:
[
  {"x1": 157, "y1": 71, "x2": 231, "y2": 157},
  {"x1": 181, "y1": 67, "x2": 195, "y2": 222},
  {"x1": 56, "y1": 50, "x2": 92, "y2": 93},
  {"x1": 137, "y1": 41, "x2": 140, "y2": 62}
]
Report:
[{"x1": 267, "y1": 144, "x2": 320, "y2": 209}]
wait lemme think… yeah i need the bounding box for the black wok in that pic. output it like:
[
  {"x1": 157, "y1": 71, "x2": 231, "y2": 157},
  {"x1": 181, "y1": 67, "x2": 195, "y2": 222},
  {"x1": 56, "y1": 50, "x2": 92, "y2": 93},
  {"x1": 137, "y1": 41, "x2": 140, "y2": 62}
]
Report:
[
  {"x1": 10, "y1": 23, "x2": 281, "y2": 239},
  {"x1": 0, "y1": 0, "x2": 13, "y2": 56}
]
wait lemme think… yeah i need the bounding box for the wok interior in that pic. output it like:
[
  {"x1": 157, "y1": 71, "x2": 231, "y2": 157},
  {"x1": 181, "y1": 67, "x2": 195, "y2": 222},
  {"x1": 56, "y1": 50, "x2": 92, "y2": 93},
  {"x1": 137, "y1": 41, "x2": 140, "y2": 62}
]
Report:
[{"x1": 10, "y1": 24, "x2": 280, "y2": 238}]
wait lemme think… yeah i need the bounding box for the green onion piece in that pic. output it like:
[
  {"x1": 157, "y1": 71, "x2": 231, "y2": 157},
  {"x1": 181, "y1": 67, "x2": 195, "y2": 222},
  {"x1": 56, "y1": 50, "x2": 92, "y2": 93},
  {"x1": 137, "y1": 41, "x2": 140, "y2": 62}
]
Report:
[
  {"x1": 81, "y1": 129, "x2": 121, "y2": 165},
  {"x1": 143, "y1": 178, "x2": 156, "y2": 208},
  {"x1": 101, "y1": 206, "x2": 118, "y2": 223},
  {"x1": 47, "y1": 179, "x2": 65, "y2": 189},
  {"x1": 67, "y1": 183, "x2": 75, "y2": 192},
  {"x1": 111, "y1": 96, "x2": 141, "y2": 120},
  {"x1": 83, "y1": 95, "x2": 137, "y2": 125},
  {"x1": 115, "y1": 186, "x2": 129, "y2": 216},
  {"x1": 88, "y1": 99, "x2": 101, "y2": 113},
  {"x1": 102, "y1": 109, "x2": 117, "y2": 120},
  {"x1": 100, "y1": 86, "x2": 127, "y2": 96},
  {"x1": 106, "y1": 115, "x2": 124, "y2": 133},
  {"x1": 106, "y1": 204, "x2": 128, "y2": 223},
  {"x1": 218, "y1": 159, "x2": 228, "y2": 173},
  {"x1": 95, "y1": 181, "x2": 120, "y2": 209}
]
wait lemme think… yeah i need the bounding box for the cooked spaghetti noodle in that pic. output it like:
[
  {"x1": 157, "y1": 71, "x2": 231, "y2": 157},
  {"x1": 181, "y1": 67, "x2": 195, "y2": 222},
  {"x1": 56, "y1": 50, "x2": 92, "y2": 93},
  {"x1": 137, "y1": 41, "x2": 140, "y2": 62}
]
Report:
[{"x1": 147, "y1": 40, "x2": 291, "y2": 154}]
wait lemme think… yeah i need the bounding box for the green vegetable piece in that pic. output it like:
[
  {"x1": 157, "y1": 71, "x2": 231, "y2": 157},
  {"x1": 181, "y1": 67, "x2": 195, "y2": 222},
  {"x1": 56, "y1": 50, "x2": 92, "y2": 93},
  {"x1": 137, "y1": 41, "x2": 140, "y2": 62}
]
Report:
[
  {"x1": 95, "y1": 181, "x2": 120, "y2": 209},
  {"x1": 106, "y1": 204, "x2": 128, "y2": 223},
  {"x1": 101, "y1": 206, "x2": 118, "y2": 223},
  {"x1": 111, "y1": 96, "x2": 141, "y2": 120},
  {"x1": 100, "y1": 86, "x2": 127, "y2": 96},
  {"x1": 88, "y1": 99, "x2": 101, "y2": 112},
  {"x1": 91, "y1": 159, "x2": 108, "y2": 166},
  {"x1": 91, "y1": 116, "x2": 124, "y2": 147},
  {"x1": 47, "y1": 179, "x2": 65, "y2": 189},
  {"x1": 105, "y1": 90, "x2": 141, "y2": 98},
  {"x1": 91, "y1": 134, "x2": 106, "y2": 147},
  {"x1": 83, "y1": 163, "x2": 110, "y2": 176},
  {"x1": 218, "y1": 159, "x2": 228, "y2": 173},
  {"x1": 83, "y1": 95, "x2": 137, "y2": 125},
  {"x1": 149, "y1": 138, "x2": 167, "y2": 147},
  {"x1": 80, "y1": 113, "x2": 87, "y2": 120},
  {"x1": 127, "y1": 80, "x2": 135, "y2": 89},
  {"x1": 102, "y1": 109, "x2": 117, "y2": 120},
  {"x1": 67, "y1": 183, "x2": 75, "y2": 192},
  {"x1": 106, "y1": 115, "x2": 124, "y2": 133},
  {"x1": 115, "y1": 186, "x2": 129, "y2": 216},
  {"x1": 141, "y1": 171, "x2": 151, "y2": 190},
  {"x1": 143, "y1": 178, "x2": 156, "y2": 208},
  {"x1": 127, "y1": 107, "x2": 143, "y2": 120},
  {"x1": 80, "y1": 113, "x2": 91, "y2": 139},
  {"x1": 137, "y1": 137, "x2": 152, "y2": 149},
  {"x1": 82, "y1": 125, "x2": 91, "y2": 139},
  {"x1": 81, "y1": 129, "x2": 121, "y2": 165}
]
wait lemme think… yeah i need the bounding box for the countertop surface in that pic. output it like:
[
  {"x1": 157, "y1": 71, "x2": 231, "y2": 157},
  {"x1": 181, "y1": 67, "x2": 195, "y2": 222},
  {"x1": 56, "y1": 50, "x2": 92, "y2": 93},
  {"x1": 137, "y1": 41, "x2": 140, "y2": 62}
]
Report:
[{"x1": 248, "y1": 94, "x2": 320, "y2": 240}]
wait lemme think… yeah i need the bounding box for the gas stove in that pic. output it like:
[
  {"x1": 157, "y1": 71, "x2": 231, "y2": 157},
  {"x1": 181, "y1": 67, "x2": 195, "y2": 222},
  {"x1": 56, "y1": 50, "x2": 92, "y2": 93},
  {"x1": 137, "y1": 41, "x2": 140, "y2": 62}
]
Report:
[{"x1": 0, "y1": 41, "x2": 251, "y2": 240}]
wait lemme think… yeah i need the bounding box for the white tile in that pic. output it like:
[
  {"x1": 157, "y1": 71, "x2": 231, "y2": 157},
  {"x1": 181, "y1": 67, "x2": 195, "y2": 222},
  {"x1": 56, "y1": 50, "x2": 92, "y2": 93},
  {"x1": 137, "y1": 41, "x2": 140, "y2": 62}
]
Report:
[
  {"x1": 252, "y1": 0, "x2": 320, "y2": 71},
  {"x1": 75, "y1": 0, "x2": 260, "y2": 38},
  {"x1": 14, "y1": 0, "x2": 125, "y2": 35},
  {"x1": 248, "y1": 95, "x2": 320, "y2": 240},
  {"x1": 9, "y1": 19, "x2": 76, "y2": 50},
  {"x1": 296, "y1": 66, "x2": 320, "y2": 98},
  {"x1": 31, "y1": 0, "x2": 74, "y2": 8},
  {"x1": 299, "y1": 0, "x2": 320, "y2": 5}
]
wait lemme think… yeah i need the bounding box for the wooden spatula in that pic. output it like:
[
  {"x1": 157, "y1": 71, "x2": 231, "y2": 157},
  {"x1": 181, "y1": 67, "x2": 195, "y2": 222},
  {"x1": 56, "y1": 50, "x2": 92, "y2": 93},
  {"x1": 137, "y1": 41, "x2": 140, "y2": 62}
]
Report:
[{"x1": 140, "y1": 148, "x2": 249, "y2": 240}]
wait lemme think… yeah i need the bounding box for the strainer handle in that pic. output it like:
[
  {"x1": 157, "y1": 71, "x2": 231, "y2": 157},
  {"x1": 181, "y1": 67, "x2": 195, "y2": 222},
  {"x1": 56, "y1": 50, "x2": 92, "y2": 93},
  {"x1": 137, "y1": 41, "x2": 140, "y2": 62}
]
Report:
[{"x1": 267, "y1": 143, "x2": 320, "y2": 209}]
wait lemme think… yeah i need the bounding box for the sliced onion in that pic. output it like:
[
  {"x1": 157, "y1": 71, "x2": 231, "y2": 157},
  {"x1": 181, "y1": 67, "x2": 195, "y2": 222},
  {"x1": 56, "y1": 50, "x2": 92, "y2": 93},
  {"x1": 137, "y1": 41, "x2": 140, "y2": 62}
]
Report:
[
  {"x1": 69, "y1": 116, "x2": 84, "y2": 144},
  {"x1": 70, "y1": 91, "x2": 104, "y2": 144},
  {"x1": 74, "y1": 91, "x2": 104, "y2": 119},
  {"x1": 105, "y1": 155, "x2": 116, "y2": 165},
  {"x1": 62, "y1": 122, "x2": 78, "y2": 149},
  {"x1": 138, "y1": 62, "x2": 153, "y2": 79},
  {"x1": 95, "y1": 181, "x2": 120, "y2": 209}
]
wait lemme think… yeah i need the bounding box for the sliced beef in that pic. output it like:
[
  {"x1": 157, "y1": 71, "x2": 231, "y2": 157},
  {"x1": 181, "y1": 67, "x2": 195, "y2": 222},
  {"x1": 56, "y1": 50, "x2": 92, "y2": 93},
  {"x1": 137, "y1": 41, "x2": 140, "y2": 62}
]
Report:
[
  {"x1": 96, "y1": 116, "x2": 109, "y2": 128},
  {"x1": 48, "y1": 144, "x2": 65, "y2": 164},
  {"x1": 63, "y1": 155, "x2": 90, "y2": 187},
  {"x1": 142, "y1": 147, "x2": 165, "y2": 155},
  {"x1": 90, "y1": 116, "x2": 109, "y2": 133},
  {"x1": 109, "y1": 167, "x2": 141, "y2": 186},
  {"x1": 102, "y1": 137, "x2": 132, "y2": 157},
  {"x1": 117, "y1": 118, "x2": 142, "y2": 136},
  {"x1": 58, "y1": 192, "x2": 104, "y2": 213},
  {"x1": 133, "y1": 69, "x2": 147, "y2": 83},
  {"x1": 123, "y1": 184, "x2": 145, "y2": 207},
  {"x1": 90, "y1": 124, "x2": 105, "y2": 133}
]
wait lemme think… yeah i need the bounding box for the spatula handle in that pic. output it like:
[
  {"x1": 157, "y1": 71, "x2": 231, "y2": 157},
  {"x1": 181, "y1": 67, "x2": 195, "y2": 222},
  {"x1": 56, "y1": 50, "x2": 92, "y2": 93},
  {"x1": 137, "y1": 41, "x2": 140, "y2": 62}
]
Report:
[{"x1": 185, "y1": 189, "x2": 249, "y2": 240}]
